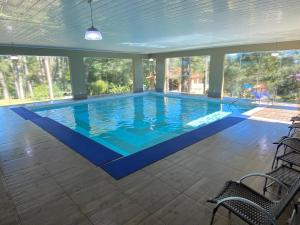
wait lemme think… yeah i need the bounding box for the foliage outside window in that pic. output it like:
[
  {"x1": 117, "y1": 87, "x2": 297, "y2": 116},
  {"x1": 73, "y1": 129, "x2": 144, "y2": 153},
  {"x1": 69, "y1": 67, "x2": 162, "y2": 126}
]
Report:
[
  {"x1": 143, "y1": 59, "x2": 156, "y2": 90},
  {"x1": 224, "y1": 50, "x2": 300, "y2": 103},
  {"x1": 0, "y1": 55, "x2": 71, "y2": 106},
  {"x1": 165, "y1": 56, "x2": 210, "y2": 95},
  {"x1": 84, "y1": 57, "x2": 133, "y2": 96}
]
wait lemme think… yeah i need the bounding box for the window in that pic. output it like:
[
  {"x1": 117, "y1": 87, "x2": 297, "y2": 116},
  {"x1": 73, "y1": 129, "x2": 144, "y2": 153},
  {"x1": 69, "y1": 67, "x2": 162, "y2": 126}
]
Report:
[
  {"x1": 143, "y1": 59, "x2": 156, "y2": 90},
  {"x1": 84, "y1": 57, "x2": 133, "y2": 95},
  {"x1": 165, "y1": 56, "x2": 210, "y2": 94},
  {"x1": 224, "y1": 50, "x2": 300, "y2": 103},
  {"x1": 0, "y1": 55, "x2": 71, "y2": 106}
]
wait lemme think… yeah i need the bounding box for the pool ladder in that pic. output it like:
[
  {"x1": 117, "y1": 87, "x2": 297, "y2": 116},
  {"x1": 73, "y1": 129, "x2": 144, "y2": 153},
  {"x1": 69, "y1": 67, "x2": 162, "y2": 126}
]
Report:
[{"x1": 226, "y1": 98, "x2": 240, "y2": 111}]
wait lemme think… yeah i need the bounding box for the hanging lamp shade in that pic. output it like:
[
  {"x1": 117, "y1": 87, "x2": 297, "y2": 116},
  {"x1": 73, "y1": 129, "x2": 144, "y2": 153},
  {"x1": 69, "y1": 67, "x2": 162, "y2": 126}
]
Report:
[
  {"x1": 85, "y1": 0, "x2": 102, "y2": 40},
  {"x1": 85, "y1": 26, "x2": 102, "y2": 40}
]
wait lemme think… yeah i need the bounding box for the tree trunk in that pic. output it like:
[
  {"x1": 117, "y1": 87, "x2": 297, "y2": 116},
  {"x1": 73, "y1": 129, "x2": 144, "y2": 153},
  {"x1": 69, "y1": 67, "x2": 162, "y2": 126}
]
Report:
[
  {"x1": 14, "y1": 79, "x2": 20, "y2": 99},
  {"x1": 204, "y1": 57, "x2": 209, "y2": 94},
  {"x1": 0, "y1": 70, "x2": 9, "y2": 99},
  {"x1": 22, "y1": 56, "x2": 34, "y2": 98},
  {"x1": 42, "y1": 56, "x2": 54, "y2": 99},
  {"x1": 10, "y1": 61, "x2": 21, "y2": 99},
  {"x1": 15, "y1": 60, "x2": 25, "y2": 99},
  {"x1": 57, "y1": 58, "x2": 64, "y2": 89},
  {"x1": 27, "y1": 81, "x2": 34, "y2": 98},
  {"x1": 165, "y1": 59, "x2": 169, "y2": 91},
  {"x1": 38, "y1": 57, "x2": 45, "y2": 82},
  {"x1": 181, "y1": 57, "x2": 191, "y2": 93}
]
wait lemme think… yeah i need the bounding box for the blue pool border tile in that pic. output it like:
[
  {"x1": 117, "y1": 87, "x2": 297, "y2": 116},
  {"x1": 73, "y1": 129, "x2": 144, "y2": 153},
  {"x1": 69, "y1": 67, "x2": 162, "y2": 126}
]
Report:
[
  {"x1": 11, "y1": 106, "x2": 245, "y2": 179},
  {"x1": 11, "y1": 107, "x2": 122, "y2": 166},
  {"x1": 101, "y1": 116, "x2": 245, "y2": 179},
  {"x1": 11, "y1": 107, "x2": 42, "y2": 120}
]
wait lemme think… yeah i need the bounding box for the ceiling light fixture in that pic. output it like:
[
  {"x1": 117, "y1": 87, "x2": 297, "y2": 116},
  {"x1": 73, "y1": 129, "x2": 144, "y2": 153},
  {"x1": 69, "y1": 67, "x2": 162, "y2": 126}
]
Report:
[{"x1": 85, "y1": 0, "x2": 102, "y2": 40}]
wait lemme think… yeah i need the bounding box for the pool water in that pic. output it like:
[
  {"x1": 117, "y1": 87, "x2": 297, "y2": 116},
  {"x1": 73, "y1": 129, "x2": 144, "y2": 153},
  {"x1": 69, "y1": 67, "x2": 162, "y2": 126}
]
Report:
[{"x1": 31, "y1": 94, "x2": 252, "y2": 156}]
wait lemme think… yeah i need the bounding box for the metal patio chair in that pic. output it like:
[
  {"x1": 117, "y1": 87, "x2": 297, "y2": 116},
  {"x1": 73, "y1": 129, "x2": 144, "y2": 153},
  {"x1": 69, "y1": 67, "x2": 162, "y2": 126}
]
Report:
[
  {"x1": 272, "y1": 126, "x2": 299, "y2": 143},
  {"x1": 291, "y1": 115, "x2": 300, "y2": 124},
  {"x1": 264, "y1": 165, "x2": 300, "y2": 195},
  {"x1": 271, "y1": 137, "x2": 300, "y2": 170},
  {"x1": 207, "y1": 173, "x2": 300, "y2": 225},
  {"x1": 288, "y1": 123, "x2": 300, "y2": 137}
]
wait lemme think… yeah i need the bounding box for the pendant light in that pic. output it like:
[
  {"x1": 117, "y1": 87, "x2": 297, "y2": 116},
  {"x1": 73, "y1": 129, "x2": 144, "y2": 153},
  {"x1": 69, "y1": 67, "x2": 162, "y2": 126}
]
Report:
[{"x1": 85, "y1": 0, "x2": 102, "y2": 40}]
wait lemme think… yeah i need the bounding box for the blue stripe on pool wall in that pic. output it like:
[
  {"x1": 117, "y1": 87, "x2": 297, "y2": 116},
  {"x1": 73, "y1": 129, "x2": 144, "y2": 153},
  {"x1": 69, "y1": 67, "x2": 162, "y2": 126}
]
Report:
[
  {"x1": 11, "y1": 107, "x2": 42, "y2": 120},
  {"x1": 30, "y1": 117, "x2": 122, "y2": 166},
  {"x1": 101, "y1": 116, "x2": 245, "y2": 179}
]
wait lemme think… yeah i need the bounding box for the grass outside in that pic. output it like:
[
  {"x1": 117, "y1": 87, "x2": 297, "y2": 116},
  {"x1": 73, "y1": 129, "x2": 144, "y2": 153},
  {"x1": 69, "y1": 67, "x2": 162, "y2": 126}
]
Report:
[{"x1": 0, "y1": 97, "x2": 71, "y2": 107}]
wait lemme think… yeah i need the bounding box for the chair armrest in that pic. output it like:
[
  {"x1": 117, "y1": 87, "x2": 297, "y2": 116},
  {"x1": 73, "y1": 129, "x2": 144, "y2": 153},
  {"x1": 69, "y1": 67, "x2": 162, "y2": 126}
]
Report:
[
  {"x1": 216, "y1": 197, "x2": 277, "y2": 225},
  {"x1": 289, "y1": 123, "x2": 300, "y2": 128},
  {"x1": 273, "y1": 136, "x2": 288, "y2": 145},
  {"x1": 237, "y1": 173, "x2": 289, "y2": 194}
]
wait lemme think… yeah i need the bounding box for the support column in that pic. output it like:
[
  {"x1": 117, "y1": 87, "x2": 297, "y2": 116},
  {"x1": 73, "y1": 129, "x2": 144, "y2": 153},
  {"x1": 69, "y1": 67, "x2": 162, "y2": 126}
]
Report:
[
  {"x1": 155, "y1": 56, "x2": 165, "y2": 92},
  {"x1": 69, "y1": 55, "x2": 87, "y2": 100},
  {"x1": 133, "y1": 56, "x2": 144, "y2": 93},
  {"x1": 207, "y1": 51, "x2": 225, "y2": 98}
]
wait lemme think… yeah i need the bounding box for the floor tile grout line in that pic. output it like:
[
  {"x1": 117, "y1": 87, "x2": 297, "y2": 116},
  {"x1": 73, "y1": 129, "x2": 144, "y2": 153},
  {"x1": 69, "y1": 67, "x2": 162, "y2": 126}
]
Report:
[
  {"x1": 103, "y1": 172, "x2": 182, "y2": 222},
  {"x1": 1, "y1": 107, "x2": 298, "y2": 225},
  {"x1": 63, "y1": 170, "x2": 156, "y2": 225},
  {"x1": 43, "y1": 166, "x2": 96, "y2": 225},
  {"x1": 1, "y1": 174, "x2": 25, "y2": 225}
]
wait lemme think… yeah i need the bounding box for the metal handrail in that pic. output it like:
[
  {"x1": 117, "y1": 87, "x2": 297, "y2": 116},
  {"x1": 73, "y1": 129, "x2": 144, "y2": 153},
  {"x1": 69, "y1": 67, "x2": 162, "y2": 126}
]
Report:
[
  {"x1": 228, "y1": 98, "x2": 240, "y2": 105},
  {"x1": 225, "y1": 98, "x2": 240, "y2": 111}
]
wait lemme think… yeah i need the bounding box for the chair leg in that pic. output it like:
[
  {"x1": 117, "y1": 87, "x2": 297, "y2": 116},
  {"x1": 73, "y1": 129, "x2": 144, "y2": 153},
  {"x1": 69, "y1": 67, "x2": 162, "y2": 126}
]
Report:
[
  {"x1": 210, "y1": 207, "x2": 219, "y2": 225},
  {"x1": 275, "y1": 158, "x2": 279, "y2": 169},
  {"x1": 271, "y1": 156, "x2": 276, "y2": 169},
  {"x1": 263, "y1": 177, "x2": 268, "y2": 195},
  {"x1": 288, "y1": 128, "x2": 293, "y2": 137},
  {"x1": 271, "y1": 147, "x2": 281, "y2": 169},
  {"x1": 288, "y1": 198, "x2": 299, "y2": 225},
  {"x1": 288, "y1": 207, "x2": 297, "y2": 225},
  {"x1": 278, "y1": 186, "x2": 282, "y2": 196}
]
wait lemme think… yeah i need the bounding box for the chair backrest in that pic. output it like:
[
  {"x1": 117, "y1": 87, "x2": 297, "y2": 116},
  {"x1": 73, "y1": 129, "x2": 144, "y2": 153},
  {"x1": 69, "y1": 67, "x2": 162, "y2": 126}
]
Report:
[{"x1": 274, "y1": 177, "x2": 300, "y2": 218}]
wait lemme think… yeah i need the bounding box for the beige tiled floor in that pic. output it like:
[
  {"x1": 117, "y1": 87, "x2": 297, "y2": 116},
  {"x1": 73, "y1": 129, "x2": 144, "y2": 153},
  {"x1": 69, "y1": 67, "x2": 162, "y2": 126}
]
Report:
[
  {"x1": 0, "y1": 106, "x2": 299, "y2": 225},
  {"x1": 251, "y1": 106, "x2": 299, "y2": 122}
]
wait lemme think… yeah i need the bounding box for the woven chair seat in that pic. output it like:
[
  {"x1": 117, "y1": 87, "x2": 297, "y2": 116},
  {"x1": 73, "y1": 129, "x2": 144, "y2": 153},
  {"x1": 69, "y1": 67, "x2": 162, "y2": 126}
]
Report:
[
  {"x1": 209, "y1": 175, "x2": 300, "y2": 225},
  {"x1": 209, "y1": 181, "x2": 277, "y2": 225},
  {"x1": 280, "y1": 138, "x2": 300, "y2": 151},
  {"x1": 267, "y1": 165, "x2": 300, "y2": 187},
  {"x1": 277, "y1": 152, "x2": 300, "y2": 167},
  {"x1": 272, "y1": 137, "x2": 300, "y2": 169}
]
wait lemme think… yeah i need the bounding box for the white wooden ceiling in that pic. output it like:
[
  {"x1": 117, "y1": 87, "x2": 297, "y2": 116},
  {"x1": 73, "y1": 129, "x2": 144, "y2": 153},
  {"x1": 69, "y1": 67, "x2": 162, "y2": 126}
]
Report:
[{"x1": 0, "y1": 0, "x2": 300, "y2": 53}]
